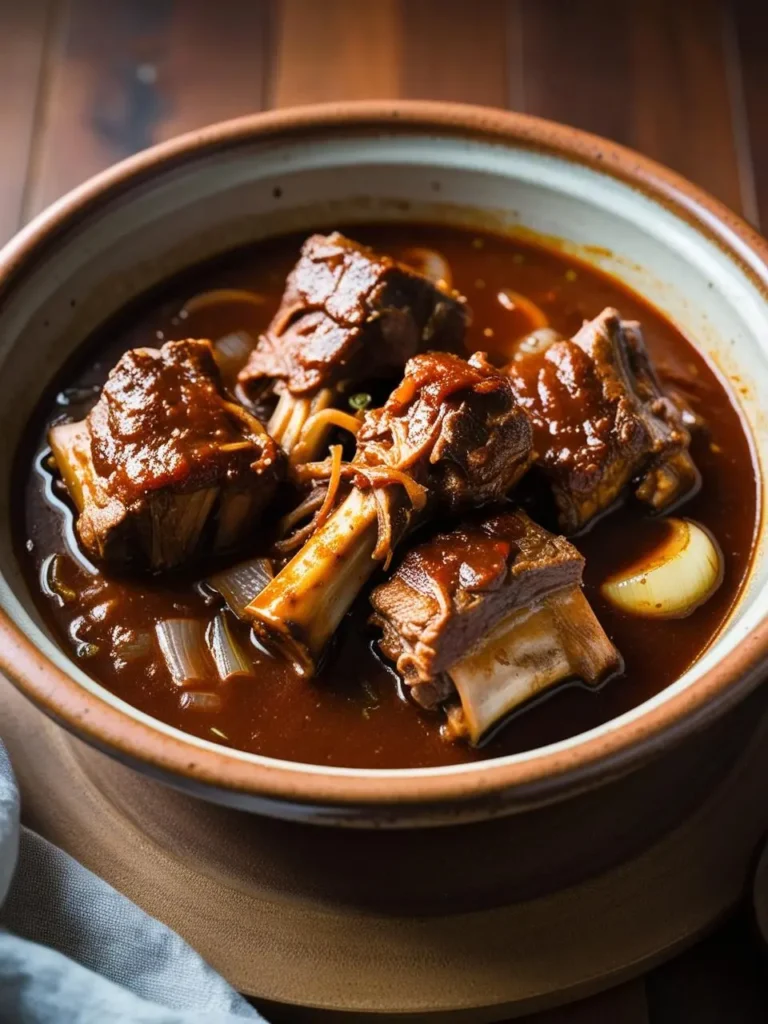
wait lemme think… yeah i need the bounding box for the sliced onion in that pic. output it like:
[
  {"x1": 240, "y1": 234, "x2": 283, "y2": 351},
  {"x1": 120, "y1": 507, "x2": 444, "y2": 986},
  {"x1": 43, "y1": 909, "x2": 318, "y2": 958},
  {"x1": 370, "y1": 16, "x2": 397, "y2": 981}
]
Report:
[
  {"x1": 511, "y1": 327, "x2": 562, "y2": 359},
  {"x1": 207, "y1": 556, "x2": 274, "y2": 619},
  {"x1": 41, "y1": 553, "x2": 77, "y2": 604},
  {"x1": 155, "y1": 619, "x2": 212, "y2": 687},
  {"x1": 213, "y1": 331, "x2": 255, "y2": 377},
  {"x1": 180, "y1": 690, "x2": 223, "y2": 713},
  {"x1": 112, "y1": 627, "x2": 153, "y2": 662},
  {"x1": 401, "y1": 247, "x2": 452, "y2": 290},
  {"x1": 497, "y1": 289, "x2": 549, "y2": 329},
  {"x1": 600, "y1": 518, "x2": 723, "y2": 619},
  {"x1": 206, "y1": 612, "x2": 254, "y2": 682}
]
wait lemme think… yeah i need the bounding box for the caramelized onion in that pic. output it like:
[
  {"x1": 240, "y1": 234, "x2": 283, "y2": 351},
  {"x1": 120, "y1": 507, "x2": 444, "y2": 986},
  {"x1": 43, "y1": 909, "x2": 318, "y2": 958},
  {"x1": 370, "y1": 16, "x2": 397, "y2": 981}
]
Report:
[
  {"x1": 213, "y1": 331, "x2": 254, "y2": 377},
  {"x1": 155, "y1": 619, "x2": 211, "y2": 687},
  {"x1": 277, "y1": 490, "x2": 326, "y2": 537},
  {"x1": 180, "y1": 690, "x2": 223, "y2": 713},
  {"x1": 601, "y1": 518, "x2": 723, "y2": 618},
  {"x1": 112, "y1": 627, "x2": 153, "y2": 662},
  {"x1": 207, "y1": 612, "x2": 254, "y2": 681},
  {"x1": 207, "y1": 556, "x2": 274, "y2": 620},
  {"x1": 401, "y1": 247, "x2": 453, "y2": 290},
  {"x1": 41, "y1": 553, "x2": 77, "y2": 605},
  {"x1": 291, "y1": 408, "x2": 362, "y2": 466},
  {"x1": 312, "y1": 444, "x2": 344, "y2": 534},
  {"x1": 497, "y1": 289, "x2": 549, "y2": 330}
]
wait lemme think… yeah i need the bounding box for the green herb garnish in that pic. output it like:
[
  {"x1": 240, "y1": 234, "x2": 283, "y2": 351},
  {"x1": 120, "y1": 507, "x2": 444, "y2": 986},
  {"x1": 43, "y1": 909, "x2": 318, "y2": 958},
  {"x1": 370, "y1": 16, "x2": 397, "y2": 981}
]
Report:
[{"x1": 349, "y1": 392, "x2": 372, "y2": 412}]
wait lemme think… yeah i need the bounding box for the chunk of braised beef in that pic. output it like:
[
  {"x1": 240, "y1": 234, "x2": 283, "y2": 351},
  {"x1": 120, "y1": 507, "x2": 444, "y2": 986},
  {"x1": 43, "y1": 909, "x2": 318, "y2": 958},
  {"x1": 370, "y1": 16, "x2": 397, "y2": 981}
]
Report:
[
  {"x1": 370, "y1": 508, "x2": 584, "y2": 686},
  {"x1": 50, "y1": 339, "x2": 282, "y2": 569},
  {"x1": 354, "y1": 351, "x2": 533, "y2": 516},
  {"x1": 238, "y1": 232, "x2": 469, "y2": 398},
  {"x1": 370, "y1": 507, "x2": 621, "y2": 743},
  {"x1": 245, "y1": 351, "x2": 534, "y2": 674},
  {"x1": 507, "y1": 308, "x2": 698, "y2": 532}
]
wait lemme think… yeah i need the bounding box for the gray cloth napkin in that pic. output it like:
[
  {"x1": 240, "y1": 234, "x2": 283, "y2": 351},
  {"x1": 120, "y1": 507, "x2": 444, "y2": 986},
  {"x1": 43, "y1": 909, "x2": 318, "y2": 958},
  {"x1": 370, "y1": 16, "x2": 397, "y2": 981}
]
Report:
[{"x1": 0, "y1": 742, "x2": 262, "y2": 1023}]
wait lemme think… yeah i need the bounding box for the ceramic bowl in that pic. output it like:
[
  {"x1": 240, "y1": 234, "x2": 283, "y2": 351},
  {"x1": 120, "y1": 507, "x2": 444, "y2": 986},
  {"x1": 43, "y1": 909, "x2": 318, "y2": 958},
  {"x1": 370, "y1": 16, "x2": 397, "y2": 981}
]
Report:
[{"x1": 1, "y1": 101, "x2": 767, "y2": 827}]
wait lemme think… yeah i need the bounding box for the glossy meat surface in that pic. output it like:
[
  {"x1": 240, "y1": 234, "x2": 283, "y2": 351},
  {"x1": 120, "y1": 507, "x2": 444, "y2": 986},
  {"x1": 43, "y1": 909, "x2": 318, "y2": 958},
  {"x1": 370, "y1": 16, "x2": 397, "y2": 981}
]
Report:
[
  {"x1": 239, "y1": 232, "x2": 469, "y2": 396},
  {"x1": 246, "y1": 351, "x2": 534, "y2": 670},
  {"x1": 508, "y1": 309, "x2": 697, "y2": 532},
  {"x1": 355, "y1": 351, "x2": 533, "y2": 520},
  {"x1": 55, "y1": 339, "x2": 281, "y2": 568},
  {"x1": 370, "y1": 509, "x2": 585, "y2": 685}
]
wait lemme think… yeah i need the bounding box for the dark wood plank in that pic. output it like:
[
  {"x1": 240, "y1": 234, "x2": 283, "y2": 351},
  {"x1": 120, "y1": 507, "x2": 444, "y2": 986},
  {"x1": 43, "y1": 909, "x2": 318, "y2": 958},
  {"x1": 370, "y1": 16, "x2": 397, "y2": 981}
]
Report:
[
  {"x1": 627, "y1": 0, "x2": 742, "y2": 213},
  {"x1": 521, "y1": 0, "x2": 744, "y2": 214},
  {"x1": 0, "y1": 0, "x2": 51, "y2": 241},
  {"x1": 26, "y1": 0, "x2": 270, "y2": 217},
  {"x1": 520, "y1": 0, "x2": 634, "y2": 146},
  {"x1": 399, "y1": 0, "x2": 511, "y2": 107},
  {"x1": 731, "y1": 0, "x2": 768, "y2": 229},
  {"x1": 271, "y1": 0, "x2": 400, "y2": 107},
  {"x1": 272, "y1": 0, "x2": 516, "y2": 109},
  {"x1": 156, "y1": 0, "x2": 269, "y2": 138}
]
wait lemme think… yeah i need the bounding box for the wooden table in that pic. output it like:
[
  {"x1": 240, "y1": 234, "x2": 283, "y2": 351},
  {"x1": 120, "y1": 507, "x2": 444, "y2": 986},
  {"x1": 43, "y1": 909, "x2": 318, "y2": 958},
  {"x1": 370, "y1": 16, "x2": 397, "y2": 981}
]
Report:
[{"x1": 1, "y1": 1, "x2": 767, "y2": 1020}]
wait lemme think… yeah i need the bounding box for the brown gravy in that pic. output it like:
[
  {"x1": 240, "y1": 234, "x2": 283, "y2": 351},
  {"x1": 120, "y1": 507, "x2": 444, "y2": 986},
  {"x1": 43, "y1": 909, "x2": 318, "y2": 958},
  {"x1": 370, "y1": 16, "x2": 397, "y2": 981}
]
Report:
[{"x1": 15, "y1": 224, "x2": 758, "y2": 769}]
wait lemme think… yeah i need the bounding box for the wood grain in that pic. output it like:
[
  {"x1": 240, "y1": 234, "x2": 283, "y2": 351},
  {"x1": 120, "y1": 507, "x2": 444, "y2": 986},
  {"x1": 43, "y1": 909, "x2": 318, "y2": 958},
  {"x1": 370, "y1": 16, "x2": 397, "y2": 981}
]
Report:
[
  {"x1": 732, "y1": 0, "x2": 768, "y2": 229},
  {"x1": 400, "y1": 0, "x2": 511, "y2": 107},
  {"x1": 25, "y1": 0, "x2": 270, "y2": 217},
  {"x1": 270, "y1": 0, "x2": 400, "y2": 107},
  {"x1": 627, "y1": 0, "x2": 742, "y2": 213},
  {"x1": 520, "y1": 0, "x2": 633, "y2": 146},
  {"x1": 145, "y1": 0, "x2": 270, "y2": 140},
  {"x1": 0, "y1": 0, "x2": 50, "y2": 242},
  {"x1": 521, "y1": 0, "x2": 744, "y2": 214},
  {"x1": 271, "y1": 0, "x2": 515, "y2": 109}
]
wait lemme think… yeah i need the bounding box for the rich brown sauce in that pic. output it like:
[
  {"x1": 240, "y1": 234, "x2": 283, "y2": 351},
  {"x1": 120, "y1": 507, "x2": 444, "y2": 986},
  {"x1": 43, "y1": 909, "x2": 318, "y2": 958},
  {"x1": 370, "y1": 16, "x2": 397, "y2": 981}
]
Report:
[{"x1": 15, "y1": 224, "x2": 758, "y2": 769}]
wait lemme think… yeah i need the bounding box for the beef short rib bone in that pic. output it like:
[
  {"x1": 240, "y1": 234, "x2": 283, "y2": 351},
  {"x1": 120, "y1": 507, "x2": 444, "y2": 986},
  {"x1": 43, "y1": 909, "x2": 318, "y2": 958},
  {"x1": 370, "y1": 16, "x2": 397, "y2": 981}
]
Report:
[
  {"x1": 245, "y1": 351, "x2": 533, "y2": 674},
  {"x1": 446, "y1": 585, "x2": 620, "y2": 743},
  {"x1": 508, "y1": 308, "x2": 699, "y2": 533},
  {"x1": 370, "y1": 509, "x2": 621, "y2": 743},
  {"x1": 49, "y1": 339, "x2": 281, "y2": 569},
  {"x1": 238, "y1": 232, "x2": 469, "y2": 460}
]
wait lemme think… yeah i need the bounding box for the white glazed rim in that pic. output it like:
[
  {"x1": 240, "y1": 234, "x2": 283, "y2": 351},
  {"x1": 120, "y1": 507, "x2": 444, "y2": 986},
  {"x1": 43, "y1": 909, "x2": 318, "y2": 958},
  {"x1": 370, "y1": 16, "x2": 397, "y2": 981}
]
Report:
[{"x1": 0, "y1": 101, "x2": 766, "y2": 822}]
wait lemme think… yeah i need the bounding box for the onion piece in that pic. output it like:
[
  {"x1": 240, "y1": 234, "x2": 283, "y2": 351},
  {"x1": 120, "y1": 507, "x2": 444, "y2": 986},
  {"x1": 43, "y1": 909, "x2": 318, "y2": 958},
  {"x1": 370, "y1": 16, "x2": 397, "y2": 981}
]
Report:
[
  {"x1": 401, "y1": 247, "x2": 453, "y2": 290},
  {"x1": 600, "y1": 518, "x2": 723, "y2": 619},
  {"x1": 497, "y1": 289, "x2": 549, "y2": 329},
  {"x1": 180, "y1": 690, "x2": 223, "y2": 713},
  {"x1": 155, "y1": 619, "x2": 212, "y2": 687},
  {"x1": 510, "y1": 327, "x2": 562, "y2": 360},
  {"x1": 207, "y1": 556, "x2": 274, "y2": 620},
  {"x1": 41, "y1": 553, "x2": 77, "y2": 605},
  {"x1": 207, "y1": 612, "x2": 254, "y2": 682},
  {"x1": 213, "y1": 331, "x2": 254, "y2": 378},
  {"x1": 112, "y1": 627, "x2": 153, "y2": 662}
]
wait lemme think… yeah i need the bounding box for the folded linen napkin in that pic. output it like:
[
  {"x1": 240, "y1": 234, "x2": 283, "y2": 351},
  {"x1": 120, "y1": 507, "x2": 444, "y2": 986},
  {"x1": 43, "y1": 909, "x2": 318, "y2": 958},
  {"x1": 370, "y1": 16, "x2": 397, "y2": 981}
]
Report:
[{"x1": 0, "y1": 742, "x2": 262, "y2": 1023}]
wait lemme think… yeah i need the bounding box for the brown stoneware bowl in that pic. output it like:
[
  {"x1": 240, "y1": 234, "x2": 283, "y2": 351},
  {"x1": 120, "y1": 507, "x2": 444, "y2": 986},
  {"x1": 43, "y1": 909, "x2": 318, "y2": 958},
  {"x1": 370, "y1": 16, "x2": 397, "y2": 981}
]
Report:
[{"x1": 0, "y1": 101, "x2": 767, "y2": 835}]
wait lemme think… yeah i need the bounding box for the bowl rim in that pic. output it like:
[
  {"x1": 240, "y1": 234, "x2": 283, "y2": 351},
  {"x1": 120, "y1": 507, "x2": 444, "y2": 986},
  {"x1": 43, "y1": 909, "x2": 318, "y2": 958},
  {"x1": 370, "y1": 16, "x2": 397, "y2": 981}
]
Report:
[{"x1": 2, "y1": 99, "x2": 768, "y2": 819}]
